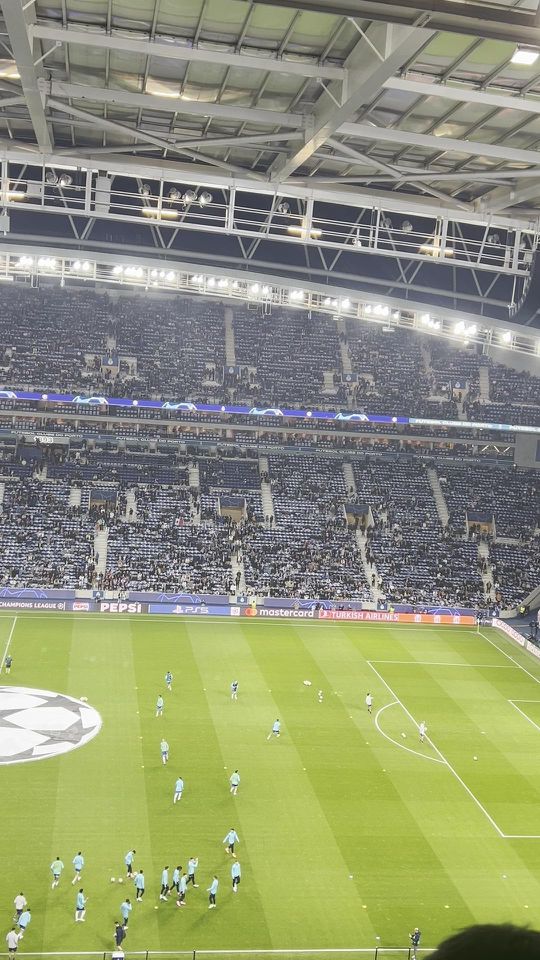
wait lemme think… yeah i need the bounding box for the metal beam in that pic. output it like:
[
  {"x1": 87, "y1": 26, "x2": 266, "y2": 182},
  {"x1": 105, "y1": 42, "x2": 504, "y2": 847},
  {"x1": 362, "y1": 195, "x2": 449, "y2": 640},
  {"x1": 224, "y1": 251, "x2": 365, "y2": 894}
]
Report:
[
  {"x1": 0, "y1": 0, "x2": 52, "y2": 151},
  {"x1": 271, "y1": 21, "x2": 433, "y2": 180},
  {"x1": 476, "y1": 179, "x2": 540, "y2": 214},
  {"x1": 31, "y1": 23, "x2": 346, "y2": 81},
  {"x1": 340, "y1": 120, "x2": 540, "y2": 168},
  {"x1": 252, "y1": 0, "x2": 540, "y2": 47},
  {"x1": 48, "y1": 80, "x2": 305, "y2": 130},
  {"x1": 385, "y1": 76, "x2": 540, "y2": 118}
]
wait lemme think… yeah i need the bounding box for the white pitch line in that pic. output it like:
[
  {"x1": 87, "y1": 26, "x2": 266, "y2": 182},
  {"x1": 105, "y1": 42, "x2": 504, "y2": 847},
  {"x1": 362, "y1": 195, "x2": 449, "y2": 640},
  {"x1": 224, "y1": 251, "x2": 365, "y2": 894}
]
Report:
[
  {"x1": 476, "y1": 630, "x2": 540, "y2": 686},
  {"x1": 367, "y1": 659, "x2": 505, "y2": 838},
  {"x1": 0, "y1": 615, "x2": 17, "y2": 673},
  {"x1": 370, "y1": 659, "x2": 515, "y2": 668},
  {"x1": 508, "y1": 700, "x2": 540, "y2": 735},
  {"x1": 374, "y1": 701, "x2": 444, "y2": 764}
]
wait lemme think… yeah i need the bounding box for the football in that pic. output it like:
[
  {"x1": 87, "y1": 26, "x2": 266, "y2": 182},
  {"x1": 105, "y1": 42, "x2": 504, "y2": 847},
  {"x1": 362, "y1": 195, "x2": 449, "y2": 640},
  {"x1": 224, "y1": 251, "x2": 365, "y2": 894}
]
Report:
[
  {"x1": 0, "y1": 687, "x2": 102, "y2": 765},
  {"x1": 111, "y1": 877, "x2": 116, "y2": 883}
]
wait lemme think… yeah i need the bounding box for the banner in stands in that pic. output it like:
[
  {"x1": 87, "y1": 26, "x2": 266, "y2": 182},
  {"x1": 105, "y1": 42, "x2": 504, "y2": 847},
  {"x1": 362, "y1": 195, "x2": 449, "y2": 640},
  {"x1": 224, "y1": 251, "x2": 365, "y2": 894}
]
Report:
[
  {"x1": 491, "y1": 618, "x2": 540, "y2": 661},
  {"x1": 148, "y1": 603, "x2": 232, "y2": 616},
  {"x1": 0, "y1": 387, "x2": 538, "y2": 434},
  {"x1": 0, "y1": 599, "x2": 66, "y2": 610}
]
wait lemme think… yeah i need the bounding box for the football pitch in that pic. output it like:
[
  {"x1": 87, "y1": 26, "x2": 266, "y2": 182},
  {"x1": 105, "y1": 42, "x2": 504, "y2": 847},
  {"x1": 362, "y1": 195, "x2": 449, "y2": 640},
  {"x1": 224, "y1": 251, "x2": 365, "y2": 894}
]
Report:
[{"x1": 2, "y1": 613, "x2": 540, "y2": 955}]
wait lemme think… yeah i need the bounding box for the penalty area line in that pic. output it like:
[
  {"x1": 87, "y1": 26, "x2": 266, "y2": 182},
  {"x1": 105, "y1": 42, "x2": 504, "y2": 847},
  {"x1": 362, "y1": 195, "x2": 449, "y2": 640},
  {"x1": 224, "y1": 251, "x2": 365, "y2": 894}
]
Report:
[
  {"x1": 0, "y1": 615, "x2": 17, "y2": 673},
  {"x1": 508, "y1": 700, "x2": 540, "y2": 735},
  {"x1": 367, "y1": 659, "x2": 505, "y2": 838}
]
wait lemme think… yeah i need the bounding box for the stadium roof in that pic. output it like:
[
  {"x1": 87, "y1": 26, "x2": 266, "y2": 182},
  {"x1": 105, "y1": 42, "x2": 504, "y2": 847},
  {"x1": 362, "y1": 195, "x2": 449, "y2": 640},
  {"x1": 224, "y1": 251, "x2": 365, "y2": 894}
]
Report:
[{"x1": 2, "y1": 0, "x2": 540, "y2": 322}]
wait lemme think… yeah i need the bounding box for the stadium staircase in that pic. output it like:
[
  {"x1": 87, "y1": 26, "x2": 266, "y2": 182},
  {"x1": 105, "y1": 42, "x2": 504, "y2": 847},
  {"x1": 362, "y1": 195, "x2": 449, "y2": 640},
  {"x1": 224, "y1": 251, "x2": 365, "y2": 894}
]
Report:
[
  {"x1": 477, "y1": 540, "x2": 495, "y2": 601},
  {"x1": 356, "y1": 527, "x2": 383, "y2": 603},
  {"x1": 342, "y1": 462, "x2": 356, "y2": 498},
  {"x1": 479, "y1": 364, "x2": 491, "y2": 402},
  {"x1": 420, "y1": 341, "x2": 433, "y2": 377},
  {"x1": 0, "y1": 481, "x2": 4, "y2": 512},
  {"x1": 125, "y1": 488, "x2": 137, "y2": 521},
  {"x1": 188, "y1": 462, "x2": 201, "y2": 525},
  {"x1": 68, "y1": 486, "x2": 82, "y2": 509},
  {"x1": 336, "y1": 317, "x2": 352, "y2": 376},
  {"x1": 224, "y1": 306, "x2": 236, "y2": 366},
  {"x1": 231, "y1": 550, "x2": 246, "y2": 594},
  {"x1": 427, "y1": 468, "x2": 450, "y2": 528},
  {"x1": 259, "y1": 456, "x2": 275, "y2": 528},
  {"x1": 94, "y1": 525, "x2": 108, "y2": 577}
]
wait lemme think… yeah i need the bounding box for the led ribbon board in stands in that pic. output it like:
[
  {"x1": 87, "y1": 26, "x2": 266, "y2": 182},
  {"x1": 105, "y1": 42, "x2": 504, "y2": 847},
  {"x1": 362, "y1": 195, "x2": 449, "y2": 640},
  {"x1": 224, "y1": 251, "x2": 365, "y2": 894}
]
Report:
[{"x1": 0, "y1": 389, "x2": 537, "y2": 434}]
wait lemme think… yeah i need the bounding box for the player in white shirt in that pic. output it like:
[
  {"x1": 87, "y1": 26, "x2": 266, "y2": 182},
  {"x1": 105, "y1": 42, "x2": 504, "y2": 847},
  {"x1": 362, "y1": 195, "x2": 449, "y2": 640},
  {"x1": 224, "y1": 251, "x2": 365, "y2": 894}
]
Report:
[
  {"x1": 6, "y1": 929, "x2": 19, "y2": 957},
  {"x1": 12, "y1": 895, "x2": 26, "y2": 924},
  {"x1": 419, "y1": 721, "x2": 427, "y2": 743},
  {"x1": 365, "y1": 693, "x2": 373, "y2": 714}
]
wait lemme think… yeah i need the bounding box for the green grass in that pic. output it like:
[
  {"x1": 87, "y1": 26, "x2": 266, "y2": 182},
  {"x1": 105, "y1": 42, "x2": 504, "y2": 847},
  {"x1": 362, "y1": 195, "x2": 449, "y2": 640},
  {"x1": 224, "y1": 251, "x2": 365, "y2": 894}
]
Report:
[{"x1": 2, "y1": 613, "x2": 540, "y2": 953}]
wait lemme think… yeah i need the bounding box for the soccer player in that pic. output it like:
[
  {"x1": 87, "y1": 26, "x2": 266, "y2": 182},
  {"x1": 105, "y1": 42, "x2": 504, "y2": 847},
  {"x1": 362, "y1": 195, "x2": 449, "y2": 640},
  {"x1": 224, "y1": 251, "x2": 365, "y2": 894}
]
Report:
[
  {"x1": 172, "y1": 866, "x2": 181, "y2": 894},
  {"x1": 231, "y1": 860, "x2": 241, "y2": 893},
  {"x1": 17, "y1": 909, "x2": 30, "y2": 940},
  {"x1": 229, "y1": 770, "x2": 240, "y2": 796},
  {"x1": 6, "y1": 928, "x2": 19, "y2": 957},
  {"x1": 120, "y1": 898, "x2": 132, "y2": 928},
  {"x1": 419, "y1": 721, "x2": 427, "y2": 743},
  {"x1": 160, "y1": 739, "x2": 169, "y2": 764},
  {"x1": 114, "y1": 922, "x2": 126, "y2": 948},
  {"x1": 124, "y1": 849, "x2": 136, "y2": 878},
  {"x1": 187, "y1": 856, "x2": 199, "y2": 887},
  {"x1": 75, "y1": 889, "x2": 87, "y2": 922},
  {"x1": 156, "y1": 695, "x2": 164, "y2": 717},
  {"x1": 409, "y1": 928, "x2": 421, "y2": 958},
  {"x1": 173, "y1": 776, "x2": 184, "y2": 803},
  {"x1": 318, "y1": 689, "x2": 323, "y2": 702},
  {"x1": 231, "y1": 680, "x2": 239, "y2": 700},
  {"x1": 72, "y1": 851, "x2": 84, "y2": 884},
  {"x1": 4, "y1": 654, "x2": 12, "y2": 674},
  {"x1": 207, "y1": 876, "x2": 218, "y2": 909},
  {"x1": 50, "y1": 856, "x2": 64, "y2": 889},
  {"x1": 135, "y1": 870, "x2": 145, "y2": 901},
  {"x1": 12, "y1": 893, "x2": 26, "y2": 924},
  {"x1": 176, "y1": 873, "x2": 188, "y2": 907},
  {"x1": 366, "y1": 692, "x2": 373, "y2": 714},
  {"x1": 165, "y1": 671, "x2": 173, "y2": 692},
  {"x1": 223, "y1": 828, "x2": 239, "y2": 857},
  {"x1": 267, "y1": 719, "x2": 280, "y2": 740},
  {"x1": 160, "y1": 866, "x2": 169, "y2": 901}
]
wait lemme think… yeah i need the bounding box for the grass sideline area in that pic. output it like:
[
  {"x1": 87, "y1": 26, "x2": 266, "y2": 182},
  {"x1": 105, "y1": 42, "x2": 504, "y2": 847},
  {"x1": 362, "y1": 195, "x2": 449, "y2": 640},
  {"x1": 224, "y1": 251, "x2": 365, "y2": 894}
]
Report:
[{"x1": 1, "y1": 613, "x2": 540, "y2": 953}]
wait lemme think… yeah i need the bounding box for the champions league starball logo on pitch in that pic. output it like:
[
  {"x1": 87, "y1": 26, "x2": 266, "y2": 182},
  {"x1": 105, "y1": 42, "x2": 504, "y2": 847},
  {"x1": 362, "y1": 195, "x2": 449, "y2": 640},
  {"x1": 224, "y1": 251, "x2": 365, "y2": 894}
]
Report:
[{"x1": 0, "y1": 687, "x2": 102, "y2": 764}]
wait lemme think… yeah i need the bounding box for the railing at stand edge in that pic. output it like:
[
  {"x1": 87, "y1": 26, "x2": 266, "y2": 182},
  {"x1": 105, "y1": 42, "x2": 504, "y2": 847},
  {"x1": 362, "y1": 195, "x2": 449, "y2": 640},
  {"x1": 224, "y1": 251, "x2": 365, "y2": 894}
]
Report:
[{"x1": 10, "y1": 948, "x2": 435, "y2": 959}]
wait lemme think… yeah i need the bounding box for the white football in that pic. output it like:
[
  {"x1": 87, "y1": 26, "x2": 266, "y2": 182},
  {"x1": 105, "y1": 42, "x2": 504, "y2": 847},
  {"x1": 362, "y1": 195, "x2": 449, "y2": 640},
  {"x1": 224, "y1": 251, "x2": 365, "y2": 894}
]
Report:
[
  {"x1": 118, "y1": 878, "x2": 123, "y2": 883},
  {"x1": 111, "y1": 877, "x2": 116, "y2": 883},
  {"x1": 0, "y1": 686, "x2": 102, "y2": 765},
  {"x1": 303, "y1": 680, "x2": 312, "y2": 686}
]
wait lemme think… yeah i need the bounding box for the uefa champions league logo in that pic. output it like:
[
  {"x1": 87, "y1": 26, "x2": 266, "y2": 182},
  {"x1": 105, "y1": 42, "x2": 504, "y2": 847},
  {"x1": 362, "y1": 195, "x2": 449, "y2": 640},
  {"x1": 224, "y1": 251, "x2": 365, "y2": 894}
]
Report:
[{"x1": 0, "y1": 687, "x2": 102, "y2": 764}]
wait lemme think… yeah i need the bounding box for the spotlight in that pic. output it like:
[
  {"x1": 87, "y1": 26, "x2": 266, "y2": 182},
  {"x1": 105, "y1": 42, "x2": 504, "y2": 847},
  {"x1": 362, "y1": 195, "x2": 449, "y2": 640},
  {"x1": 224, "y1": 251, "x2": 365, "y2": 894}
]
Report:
[
  {"x1": 341, "y1": 298, "x2": 351, "y2": 309},
  {"x1": 382, "y1": 217, "x2": 393, "y2": 229},
  {"x1": 183, "y1": 189, "x2": 197, "y2": 204},
  {"x1": 401, "y1": 220, "x2": 413, "y2": 233},
  {"x1": 501, "y1": 330, "x2": 512, "y2": 344},
  {"x1": 168, "y1": 188, "x2": 181, "y2": 201},
  {"x1": 139, "y1": 183, "x2": 151, "y2": 197},
  {"x1": 487, "y1": 233, "x2": 500, "y2": 245},
  {"x1": 277, "y1": 201, "x2": 290, "y2": 215},
  {"x1": 58, "y1": 173, "x2": 72, "y2": 187},
  {"x1": 45, "y1": 172, "x2": 58, "y2": 185},
  {"x1": 199, "y1": 191, "x2": 213, "y2": 206},
  {"x1": 112, "y1": 265, "x2": 123, "y2": 275}
]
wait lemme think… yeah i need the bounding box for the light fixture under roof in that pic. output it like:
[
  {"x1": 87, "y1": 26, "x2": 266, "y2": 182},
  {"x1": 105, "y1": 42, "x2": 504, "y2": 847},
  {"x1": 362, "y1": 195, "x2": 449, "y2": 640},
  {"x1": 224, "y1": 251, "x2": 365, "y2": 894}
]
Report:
[
  {"x1": 199, "y1": 191, "x2": 213, "y2": 206},
  {"x1": 511, "y1": 45, "x2": 540, "y2": 65},
  {"x1": 139, "y1": 183, "x2": 151, "y2": 197}
]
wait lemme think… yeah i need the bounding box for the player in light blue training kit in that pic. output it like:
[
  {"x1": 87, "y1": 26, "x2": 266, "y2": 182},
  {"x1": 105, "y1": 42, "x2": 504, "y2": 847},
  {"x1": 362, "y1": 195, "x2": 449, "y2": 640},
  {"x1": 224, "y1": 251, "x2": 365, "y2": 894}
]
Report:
[
  {"x1": 159, "y1": 866, "x2": 169, "y2": 901},
  {"x1": 135, "y1": 870, "x2": 145, "y2": 901},
  {"x1": 120, "y1": 898, "x2": 132, "y2": 927},
  {"x1": 165, "y1": 671, "x2": 173, "y2": 692},
  {"x1": 72, "y1": 852, "x2": 84, "y2": 884},
  {"x1": 156, "y1": 695, "x2": 164, "y2": 717},
  {"x1": 176, "y1": 873, "x2": 188, "y2": 907},
  {"x1": 231, "y1": 680, "x2": 239, "y2": 700},
  {"x1": 231, "y1": 861, "x2": 241, "y2": 893},
  {"x1": 17, "y1": 910, "x2": 31, "y2": 939},
  {"x1": 172, "y1": 866, "x2": 181, "y2": 894},
  {"x1": 173, "y1": 777, "x2": 184, "y2": 803},
  {"x1": 223, "y1": 828, "x2": 239, "y2": 857},
  {"x1": 124, "y1": 849, "x2": 136, "y2": 878},
  {"x1": 207, "y1": 876, "x2": 218, "y2": 908},
  {"x1": 187, "y1": 856, "x2": 199, "y2": 887},
  {"x1": 229, "y1": 770, "x2": 240, "y2": 795},
  {"x1": 160, "y1": 739, "x2": 169, "y2": 764},
  {"x1": 75, "y1": 889, "x2": 87, "y2": 922},
  {"x1": 267, "y1": 719, "x2": 281, "y2": 740},
  {"x1": 50, "y1": 857, "x2": 64, "y2": 889}
]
